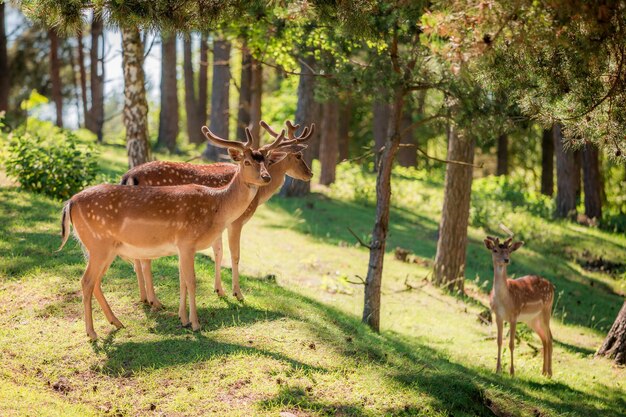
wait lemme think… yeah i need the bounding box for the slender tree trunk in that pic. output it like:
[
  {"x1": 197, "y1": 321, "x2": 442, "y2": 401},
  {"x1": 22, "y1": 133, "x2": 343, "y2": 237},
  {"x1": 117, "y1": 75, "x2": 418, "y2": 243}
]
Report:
[
  {"x1": 157, "y1": 33, "x2": 179, "y2": 152},
  {"x1": 554, "y1": 124, "x2": 577, "y2": 219},
  {"x1": 338, "y1": 98, "x2": 352, "y2": 161},
  {"x1": 280, "y1": 55, "x2": 320, "y2": 197},
  {"x1": 0, "y1": 3, "x2": 9, "y2": 113},
  {"x1": 597, "y1": 301, "x2": 626, "y2": 365},
  {"x1": 86, "y1": 16, "x2": 104, "y2": 142},
  {"x1": 49, "y1": 29, "x2": 63, "y2": 128},
  {"x1": 236, "y1": 42, "x2": 252, "y2": 142},
  {"x1": 582, "y1": 143, "x2": 602, "y2": 220},
  {"x1": 433, "y1": 124, "x2": 476, "y2": 293},
  {"x1": 197, "y1": 34, "x2": 208, "y2": 135},
  {"x1": 77, "y1": 30, "x2": 88, "y2": 127},
  {"x1": 496, "y1": 133, "x2": 508, "y2": 176},
  {"x1": 319, "y1": 99, "x2": 339, "y2": 185},
  {"x1": 121, "y1": 27, "x2": 151, "y2": 168},
  {"x1": 373, "y1": 99, "x2": 390, "y2": 167},
  {"x1": 249, "y1": 56, "x2": 262, "y2": 147},
  {"x1": 541, "y1": 127, "x2": 554, "y2": 196},
  {"x1": 397, "y1": 101, "x2": 417, "y2": 167},
  {"x1": 574, "y1": 149, "x2": 582, "y2": 201},
  {"x1": 203, "y1": 37, "x2": 230, "y2": 161},
  {"x1": 183, "y1": 35, "x2": 200, "y2": 144},
  {"x1": 362, "y1": 88, "x2": 405, "y2": 332}
]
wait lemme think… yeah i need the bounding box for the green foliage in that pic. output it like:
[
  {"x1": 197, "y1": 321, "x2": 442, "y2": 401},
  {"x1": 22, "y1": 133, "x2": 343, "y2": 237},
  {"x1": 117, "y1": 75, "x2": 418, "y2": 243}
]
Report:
[{"x1": 2, "y1": 120, "x2": 99, "y2": 200}]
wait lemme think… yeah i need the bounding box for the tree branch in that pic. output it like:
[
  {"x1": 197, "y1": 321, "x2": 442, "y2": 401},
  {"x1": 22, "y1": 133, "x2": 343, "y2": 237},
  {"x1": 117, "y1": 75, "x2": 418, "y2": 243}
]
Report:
[{"x1": 347, "y1": 227, "x2": 372, "y2": 249}]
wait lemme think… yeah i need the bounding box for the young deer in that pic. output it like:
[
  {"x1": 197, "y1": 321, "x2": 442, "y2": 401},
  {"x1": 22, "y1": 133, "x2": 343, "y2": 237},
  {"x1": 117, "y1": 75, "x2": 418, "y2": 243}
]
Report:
[
  {"x1": 484, "y1": 236, "x2": 554, "y2": 377},
  {"x1": 59, "y1": 127, "x2": 285, "y2": 339},
  {"x1": 121, "y1": 120, "x2": 314, "y2": 304}
]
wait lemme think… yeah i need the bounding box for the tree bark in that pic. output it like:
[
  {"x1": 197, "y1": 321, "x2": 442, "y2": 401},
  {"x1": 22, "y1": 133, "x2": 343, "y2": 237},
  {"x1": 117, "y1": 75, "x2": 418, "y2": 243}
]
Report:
[
  {"x1": 338, "y1": 98, "x2": 352, "y2": 161},
  {"x1": 319, "y1": 99, "x2": 339, "y2": 185},
  {"x1": 49, "y1": 29, "x2": 63, "y2": 128},
  {"x1": 157, "y1": 33, "x2": 179, "y2": 152},
  {"x1": 249, "y1": 56, "x2": 262, "y2": 147},
  {"x1": 541, "y1": 127, "x2": 554, "y2": 196},
  {"x1": 77, "y1": 29, "x2": 88, "y2": 127},
  {"x1": 86, "y1": 16, "x2": 104, "y2": 142},
  {"x1": 397, "y1": 101, "x2": 417, "y2": 167},
  {"x1": 362, "y1": 88, "x2": 405, "y2": 332},
  {"x1": 236, "y1": 42, "x2": 252, "y2": 142},
  {"x1": 433, "y1": 125, "x2": 476, "y2": 293},
  {"x1": 373, "y1": 99, "x2": 390, "y2": 167},
  {"x1": 597, "y1": 301, "x2": 626, "y2": 365},
  {"x1": 0, "y1": 3, "x2": 9, "y2": 113},
  {"x1": 582, "y1": 143, "x2": 602, "y2": 220},
  {"x1": 198, "y1": 34, "x2": 208, "y2": 134},
  {"x1": 280, "y1": 55, "x2": 320, "y2": 197},
  {"x1": 203, "y1": 37, "x2": 231, "y2": 161},
  {"x1": 554, "y1": 124, "x2": 577, "y2": 219},
  {"x1": 496, "y1": 133, "x2": 508, "y2": 176},
  {"x1": 183, "y1": 35, "x2": 200, "y2": 144},
  {"x1": 121, "y1": 27, "x2": 151, "y2": 168}
]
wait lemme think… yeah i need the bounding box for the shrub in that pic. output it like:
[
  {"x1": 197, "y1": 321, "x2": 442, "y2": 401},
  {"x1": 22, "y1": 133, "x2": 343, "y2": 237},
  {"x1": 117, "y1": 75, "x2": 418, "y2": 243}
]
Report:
[{"x1": 3, "y1": 125, "x2": 99, "y2": 200}]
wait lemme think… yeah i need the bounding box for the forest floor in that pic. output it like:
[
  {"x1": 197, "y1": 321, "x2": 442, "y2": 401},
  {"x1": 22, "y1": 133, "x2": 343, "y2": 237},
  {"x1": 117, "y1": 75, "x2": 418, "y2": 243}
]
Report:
[{"x1": 0, "y1": 144, "x2": 624, "y2": 416}]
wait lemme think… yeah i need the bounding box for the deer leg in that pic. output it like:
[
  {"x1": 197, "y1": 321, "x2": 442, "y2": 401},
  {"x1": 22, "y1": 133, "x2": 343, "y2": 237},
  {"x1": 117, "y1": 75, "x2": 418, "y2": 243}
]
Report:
[
  {"x1": 212, "y1": 236, "x2": 226, "y2": 297},
  {"x1": 543, "y1": 310, "x2": 553, "y2": 378},
  {"x1": 496, "y1": 316, "x2": 503, "y2": 374},
  {"x1": 529, "y1": 317, "x2": 549, "y2": 376},
  {"x1": 228, "y1": 222, "x2": 245, "y2": 301},
  {"x1": 92, "y1": 255, "x2": 123, "y2": 329},
  {"x1": 509, "y1": 320, "x2": 517, "y2": 376},
  {"x1": 134, "y1": 259, "x2": 147, "y2": 303},
  {"x1": 81, "y1": 251, "x2": 114, "y2": 340},
  {"x1": 178, "y1": 267, "x2": 189, "y2": 327},
  {"x1": 179, "y1": 249, "x2": 200, "y2": 331},
  {"x1": 140, "y1": 259, "x2": 163, "y2": 311}
]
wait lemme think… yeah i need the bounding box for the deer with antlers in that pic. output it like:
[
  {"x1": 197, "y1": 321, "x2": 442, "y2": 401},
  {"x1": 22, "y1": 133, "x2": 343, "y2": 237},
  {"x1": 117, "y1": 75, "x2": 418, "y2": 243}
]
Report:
[
  {"x1": 120, "y1": 120, "x2": 314, "y2": 304},
  {"x1": 59, "y1": 127, "x2": 286, "y2": 340},
  {"x1": 484, "y1": 236, "x2": 555, "y2": 377}
]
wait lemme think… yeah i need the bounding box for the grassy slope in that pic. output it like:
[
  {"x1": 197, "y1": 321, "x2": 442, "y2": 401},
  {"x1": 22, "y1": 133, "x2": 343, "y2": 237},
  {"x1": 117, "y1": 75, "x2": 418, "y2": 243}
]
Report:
[{"x1": 0, "y1": 144, "x2": 624, "y2": 417}]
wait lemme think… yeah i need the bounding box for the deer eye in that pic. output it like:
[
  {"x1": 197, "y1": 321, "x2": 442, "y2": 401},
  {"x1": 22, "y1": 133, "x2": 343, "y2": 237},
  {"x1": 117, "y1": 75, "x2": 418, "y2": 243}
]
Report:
[
  {"x1": 296, "y1": 154, "x2": 302, "y2": 159},
  {"x1": 492, "y1": 249, "x2": 497, "y2": 253}
]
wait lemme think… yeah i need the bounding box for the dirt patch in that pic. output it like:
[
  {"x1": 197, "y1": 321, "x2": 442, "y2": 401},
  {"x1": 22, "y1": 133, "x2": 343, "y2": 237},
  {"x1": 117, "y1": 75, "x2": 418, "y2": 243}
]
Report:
[
  {"x1": 394, "y1": 247, "x2": 432, "y2": 267},
  {"x1": 576, "y1": 250, "x2": 625, "y2": 277}
]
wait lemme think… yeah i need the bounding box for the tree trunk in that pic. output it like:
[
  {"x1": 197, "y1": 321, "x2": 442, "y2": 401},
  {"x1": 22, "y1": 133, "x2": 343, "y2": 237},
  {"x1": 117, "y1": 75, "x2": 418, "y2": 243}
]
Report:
[
  {"x1": 198, "y1": 34, "x2": 208, "y2": 134},
  {"x1": 574, "y1": 149, "x2": 582, "y2": 201},
  {"x1": 249, "y1": 56, "x2": 262, "y2": 147},
  {"x1": 319, "y1": 99, "x2": 339, "y2": 185},
  {"x1": 541, "y1": 128, "x2": 554, "y2": 196},
  {"x1": 121, "y1": 27, "x2": 151, "y2": 168},
  {"x1": 338, "y1": 98, "x2": 351, "y2": 161},
  {"x1": 373, "y1": 99, "x2": 390, "y2": 167},
  {"x1": 49, "y1": 29, "x2": 63, "y2": 128},
  {"x1": 236, "y1": 42, "x2": 252, "y2": 142},
  {"x1": 0, "y1": 3, "x2": 9, "y2": 113},
  {"x1": 554, "y1": 124, "x2": 577, "y2": 219},
  {"x1": 203, "y1": 37, "x2": 230, "y2": 161},
  {"x1": 582, "y1": 143, "x2": 602, "y2": 220},
  {"x1": 280, "y1": 55, "x2": 320, "y2": 197},
  {"x1": 397, "y1": 101, "x2": 417, "y2": 167},
  {"x1": 597, "y1": 301, "x2": 626, "y2": 365},
  {"x1": 183, "y1": 35, "x2": 200, "y2": 144},
  {"x1": 362, "y1": 88, "x2": 405, "y2": 332},
  {"x1": 77, "y1": 29, "x2": 88, "y2": 127},
  {"x1": 157, "y1": 33, "x2": 179, "y2": 152},
  {"x1": 433, "y1": 125, "x2": 476, "y2": 293},
  {"x1": 496, "y1": 133, "x2": 508, "y2": 176},
  {"x1": 86, "y1": 16, "x2": 104, "y2": 142}
]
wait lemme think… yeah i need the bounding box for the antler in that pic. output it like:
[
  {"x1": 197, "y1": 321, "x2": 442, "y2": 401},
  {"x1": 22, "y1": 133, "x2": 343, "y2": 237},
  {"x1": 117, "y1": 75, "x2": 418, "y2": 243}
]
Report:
[
  {"x1": 201, "y1": 126, "x2": 250, "y2": 150},
  {"x1": 261, "y1": 126, "x2": 286, "y2": 151},
  {"x1": 262, "y1": 120, "x2": 315, "y2": 145}
]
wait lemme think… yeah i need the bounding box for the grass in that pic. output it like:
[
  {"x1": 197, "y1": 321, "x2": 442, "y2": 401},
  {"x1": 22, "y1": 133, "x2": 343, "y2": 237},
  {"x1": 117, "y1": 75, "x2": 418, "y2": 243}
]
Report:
[{"x1": 0, "y1": 144, "x2": 624, "y2": 416}]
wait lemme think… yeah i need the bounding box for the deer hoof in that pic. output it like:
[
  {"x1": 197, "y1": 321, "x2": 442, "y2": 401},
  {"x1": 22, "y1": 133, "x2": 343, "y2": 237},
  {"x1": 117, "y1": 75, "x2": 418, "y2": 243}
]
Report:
[
  {"x1": 215, "y1": 288, "x2": 226, "y2": 297},
  {"x1": 192, "y1": 322, "x2": 201, "y2": 332},
  {"x1": 233, "y1": 292, "x2": 244, "y2": 302},
  {"x1": 150, "y1": 300, "x2": 163, "y2": 311},
  {"x1": 87, "y1": 330, "x2": 98, "y2": 341},
  {"x1": 111, "y1": 319, "x2": 124, "y2": 329}
]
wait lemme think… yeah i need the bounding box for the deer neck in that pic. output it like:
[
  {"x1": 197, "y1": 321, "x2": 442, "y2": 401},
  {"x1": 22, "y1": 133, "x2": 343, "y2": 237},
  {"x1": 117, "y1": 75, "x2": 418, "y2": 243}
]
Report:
[
  {"x1": 257, "y1": 159, "x2": 289, "y2": 204},
  {"x1": 219, "y1": 168, "x2": 259, "y2": 223},
  {"x1": 493, "y1": 263, "x2": 510, "y2": 300}
]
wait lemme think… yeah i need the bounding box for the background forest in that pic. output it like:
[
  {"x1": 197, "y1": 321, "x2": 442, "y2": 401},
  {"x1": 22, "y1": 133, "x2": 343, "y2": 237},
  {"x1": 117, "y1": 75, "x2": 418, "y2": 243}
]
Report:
[{"x1": 0, "y1": 1, "x2": 625, "y2": 416}]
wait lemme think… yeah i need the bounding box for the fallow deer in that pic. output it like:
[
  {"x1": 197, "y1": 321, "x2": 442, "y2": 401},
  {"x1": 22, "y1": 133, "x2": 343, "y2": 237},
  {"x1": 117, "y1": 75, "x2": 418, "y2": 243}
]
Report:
[
  {"x1": 121, "y1": 120, "x2": 314, "y2": 304},
  {"x1": 59, "y1": 127, "x2": 285, "y2": 339},
  {"x1": 484, "y1": 236, "x2": 554, "y2": 377}
]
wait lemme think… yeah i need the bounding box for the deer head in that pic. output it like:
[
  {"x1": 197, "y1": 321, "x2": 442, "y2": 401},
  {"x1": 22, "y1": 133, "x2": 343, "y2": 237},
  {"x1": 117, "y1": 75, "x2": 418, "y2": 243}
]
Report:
[
  {"x1": 484, "y1": 236, "x2": 524, "y2": 266},
  {"x1": 259, "y1": 120, "x2": 314, "y2": 181}
]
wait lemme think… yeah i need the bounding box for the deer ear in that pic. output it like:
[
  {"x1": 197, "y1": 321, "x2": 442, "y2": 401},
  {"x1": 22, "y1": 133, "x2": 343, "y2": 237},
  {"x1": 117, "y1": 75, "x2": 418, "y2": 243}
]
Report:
[
  {"x1": 510, "y1": 241, "x2": 524, "y2": 252},
  {"x1": 484, "y1": 239, "x2": 495, "y2": 250},
  {"x1": 228, "y1": 148, "x2": 243, "y2": 162},
  {"x1": 267, "y1": 151, "x2": 288, "y2": 165}
]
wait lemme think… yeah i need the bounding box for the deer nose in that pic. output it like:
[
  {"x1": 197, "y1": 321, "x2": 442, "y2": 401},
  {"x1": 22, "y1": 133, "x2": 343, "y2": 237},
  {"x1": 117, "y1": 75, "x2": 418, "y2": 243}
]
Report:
[
  {"x1": 261, "y1": 174, "x2": 271, "y2": 183},
  {"x1": 503, "y1": 259, "x2": 510, "y2": 264}
]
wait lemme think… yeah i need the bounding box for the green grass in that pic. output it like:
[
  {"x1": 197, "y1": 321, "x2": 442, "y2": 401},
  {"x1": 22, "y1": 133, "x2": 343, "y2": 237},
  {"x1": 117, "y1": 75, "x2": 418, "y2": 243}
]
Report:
[{"x1": 0, "y1": 144, "x2": 624, "y2": 416}]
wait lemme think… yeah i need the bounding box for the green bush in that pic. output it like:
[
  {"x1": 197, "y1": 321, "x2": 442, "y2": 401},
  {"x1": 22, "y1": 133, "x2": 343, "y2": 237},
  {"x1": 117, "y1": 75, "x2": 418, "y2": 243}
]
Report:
[{"x1": 3, "y1": 124, "x2": 99, "y2": 200}]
